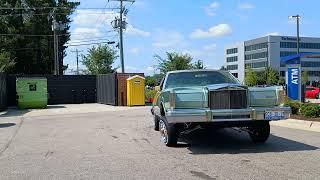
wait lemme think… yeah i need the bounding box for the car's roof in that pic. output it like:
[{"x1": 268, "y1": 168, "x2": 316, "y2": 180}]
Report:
[{"x1": 167, "y1": 69, "x2": 226, "y2": 74}]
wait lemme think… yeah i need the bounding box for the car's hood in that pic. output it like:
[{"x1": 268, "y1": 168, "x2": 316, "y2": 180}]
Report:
[{"x1": 207, "y1": 83, "x2": 247, "y2": 91}]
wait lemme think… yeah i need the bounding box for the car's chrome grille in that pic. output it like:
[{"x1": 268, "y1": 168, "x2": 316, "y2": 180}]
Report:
[{"x1": 209, "y1": 89, "x2": 247, "y2": 109}]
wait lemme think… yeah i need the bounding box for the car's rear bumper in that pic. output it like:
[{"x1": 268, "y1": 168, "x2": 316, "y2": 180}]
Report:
[{"x1": 164, "y1": 106, "x2": 291, "y2": 124}]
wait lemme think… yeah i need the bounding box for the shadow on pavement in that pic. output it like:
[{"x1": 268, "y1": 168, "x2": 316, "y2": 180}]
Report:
[
  {"x1": 47, "y1": 105, "x2": 66, "y2": 109},
  {"x1": 0, "y1": 107, "x2": 29, "y2": 118},
  {"x1": 0, "y1": 123, "x2": 16, "y2": 128},
  {"x1": 0, "y1": 105, "x2": 66, "y2": 118},
  {"x1": 178, "y1": 129, "x2": 318, "y2": 154}
]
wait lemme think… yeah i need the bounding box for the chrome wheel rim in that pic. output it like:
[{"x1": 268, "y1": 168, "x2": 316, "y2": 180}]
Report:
[{"x1": 159, "y1": 120, "x2": 168, "y2": 144}]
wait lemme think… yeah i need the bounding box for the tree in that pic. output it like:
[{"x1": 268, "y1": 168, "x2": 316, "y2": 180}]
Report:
[
  {"x1": 193, "y1": 60, "x2": 204, "y2": 69},
  {"x1": 154, "y1": 52, "x2": 194, "y2": 74},
  {"x1": 0, "y1": 0, "x2": 79, "y2": 74},
  {"x1": 245, "y1": 68, "x2": 258, "y2": 86},
  {"x1": 220, "y1": 66, "x2": 227, "y2": 70},
  {"x1": 0, "y1": 51, "x2": 15, "y2": 73},
  {"x1": 82, "y1": 44, "x2": 118, "y2": 75},
  {"x1": 145, "y1": 74, "x2": 165, "y2": 87},
  {"x1": 145, "y1": 76, "x2": 157, "y2": 87},
  {"x1": 302, "y1": 71, "x2": 309, "y2": 85},
  {"x1": 264, "y1": 67, "x2": 280, "y2": 85}
]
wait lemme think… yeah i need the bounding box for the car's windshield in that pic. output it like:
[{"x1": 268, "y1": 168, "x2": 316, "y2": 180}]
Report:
[{"x1": 164, "y1": 71, "x2": 239, "y2": 89}]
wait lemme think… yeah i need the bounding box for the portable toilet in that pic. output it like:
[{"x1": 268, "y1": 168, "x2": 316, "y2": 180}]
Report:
[
  {"x1": 16, "y1": 77, "x2": 48, "y2": 109},
  {"x1": 127, "y1": 75, "x2": 145, "y2": 106}
]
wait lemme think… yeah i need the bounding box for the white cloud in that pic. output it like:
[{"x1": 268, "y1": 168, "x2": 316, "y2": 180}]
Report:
[
  {"x1": 182, "y1": 44, "x2": 219, "y2": 69},
  {"x1": 203, "y1": 43, "x2": 217, "y2": 51},
  {"x1": 152, "y1": 31, "x2": 186, "y2": 48},
  {"x1": 184, "y1": 44, "x2": 217, "y2": 57},
  {"x1": 68, "y1": 27, "x2": 103, "y2": 44},
  {"x1": 129, "y1": 47, "x2": 141, "y2": 55},
  {"x1": 264, "y1": 32, "x2": 280, "y2": 36},
  {"x1": 73, "y1": 10, "x2": 150, "y2": 38},
  {"x1": 238, "y1": 2, "x2": 255, "y2": 10},
  {"x1": 126, "y1": 24, "x2": 151, "y2": 37},
  {"x1": 73, "y1": 10, "x2": 117, "y2": 28},
  {"x1": 204, "y1": 2, "x2": 220, "y2": 16},
  {"x1": 190, "y1": 24, "x2": 232, "y2": 39}
]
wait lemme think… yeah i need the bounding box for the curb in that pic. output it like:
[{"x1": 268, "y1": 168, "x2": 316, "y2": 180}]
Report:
[{"x1": 271, "y1": 119, "x2": 320, "y2": 133}]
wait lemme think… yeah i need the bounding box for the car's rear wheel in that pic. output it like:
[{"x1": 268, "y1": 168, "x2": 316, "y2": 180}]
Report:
[
  {"x1": 248, "y1": 121, "x2": 270, "y2": 144},
  {"x1": 317, "y1": 93, "x2": 320, "y2": 99},
  {"x1": 159, "y1": 117, "x2": 178, "y2": 147}
]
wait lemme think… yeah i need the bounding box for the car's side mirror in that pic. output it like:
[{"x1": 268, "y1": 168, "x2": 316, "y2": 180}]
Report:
[{"x1": 155, "y1": 86, "x2": 161, "y2": 92}]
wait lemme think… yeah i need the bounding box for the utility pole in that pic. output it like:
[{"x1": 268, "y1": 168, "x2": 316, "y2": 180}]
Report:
[
  {"x1": 119, "y1": 0, "x2": 124, "y2": 73},
  {"x1": 71, "y1": 49, "x2": 83, "y2": 75},
  {"x1": 110, "y1": 0, "x2": 135, "y2": 73}
]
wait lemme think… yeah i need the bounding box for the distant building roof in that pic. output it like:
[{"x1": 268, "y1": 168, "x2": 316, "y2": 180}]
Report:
[{"x1": 281, "y1": 52, "x2": 320, "y2": 65}]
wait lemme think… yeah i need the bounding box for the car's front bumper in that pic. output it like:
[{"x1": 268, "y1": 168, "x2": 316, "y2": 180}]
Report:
[{"x1": 164, "y1": 106, "x2": 291, "y2": 124}]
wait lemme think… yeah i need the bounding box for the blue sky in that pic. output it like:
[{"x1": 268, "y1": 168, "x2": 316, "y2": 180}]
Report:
[{"x1": 64, "y1": 0, "x2": 320, "y2": 75}]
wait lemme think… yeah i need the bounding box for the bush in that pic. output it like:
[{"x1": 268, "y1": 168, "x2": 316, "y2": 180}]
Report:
[
  {"x1": 145, "y1": 89, "x2": 157, "y2": 102},
  {"x1": 284, "y1": 99, "x2": 301, "y2": 115},
  {"x1": 300, "y1": 104, "x2": 320, "y2": 118}
]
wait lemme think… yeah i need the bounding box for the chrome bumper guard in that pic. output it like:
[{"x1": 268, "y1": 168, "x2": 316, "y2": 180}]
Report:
[{"x1": 165, "y1": 106, "x2": 291, "y2": 124}]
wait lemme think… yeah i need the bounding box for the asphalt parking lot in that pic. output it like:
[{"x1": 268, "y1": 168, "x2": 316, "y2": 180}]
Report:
[{"x1": 0, "y1": 104, "x2": 320, "y2": 179}]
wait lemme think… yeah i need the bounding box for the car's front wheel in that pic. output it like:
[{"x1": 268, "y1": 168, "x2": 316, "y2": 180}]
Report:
[
  {"x1": 159, "y1": 117, "x2": 178, "y2": 147},
  {"x1": 154, "y1": 115, "x2": 159, "y2": 131},
  {"x1": 317, "y1": 93, "x2": 320, "y2": 99},
  {"x1": 248, "y1": 121, "x2": 270, "y2": 144}
]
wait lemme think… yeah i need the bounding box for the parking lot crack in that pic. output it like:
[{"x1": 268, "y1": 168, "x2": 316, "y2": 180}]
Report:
[{"x1": 0, "y1": 116, "x2": 24, "y2": 157}]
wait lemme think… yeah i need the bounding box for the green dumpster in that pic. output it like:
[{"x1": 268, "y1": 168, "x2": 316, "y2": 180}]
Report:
[{"x1": 16, "y1": 77, "x2": 48, "y2": 109}]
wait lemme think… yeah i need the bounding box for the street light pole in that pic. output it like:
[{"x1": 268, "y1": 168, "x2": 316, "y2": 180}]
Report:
[
  {"x1": 290, "y1": 15, "x2": 300, "y2": 54},
  {"x1": 290, "y1": 14, "x2": 303, "y2": 102}
]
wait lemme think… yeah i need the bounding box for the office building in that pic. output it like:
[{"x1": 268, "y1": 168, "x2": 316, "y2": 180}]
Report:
[{"x1": 225, "y1": 35, "x2": 320, "y2": 83}]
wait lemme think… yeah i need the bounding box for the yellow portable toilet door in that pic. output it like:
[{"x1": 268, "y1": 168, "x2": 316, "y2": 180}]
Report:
[{"x1": 127, "y1": 75, "x2": 145, "y2": 106}]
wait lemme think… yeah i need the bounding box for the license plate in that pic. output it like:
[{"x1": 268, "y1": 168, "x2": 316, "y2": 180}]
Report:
[{"x1": 265, "y1": 111, "x2": 285, "y2": 120}]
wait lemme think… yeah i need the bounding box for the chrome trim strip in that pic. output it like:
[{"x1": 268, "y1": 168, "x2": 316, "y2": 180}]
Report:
[{"x1": 165, "y1": 106, "x2": 291, "y2": 124}]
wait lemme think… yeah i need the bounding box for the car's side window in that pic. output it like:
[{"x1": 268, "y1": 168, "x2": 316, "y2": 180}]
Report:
[{"x1": 159, "y1": 77, "x2": 165, "y2": 90}]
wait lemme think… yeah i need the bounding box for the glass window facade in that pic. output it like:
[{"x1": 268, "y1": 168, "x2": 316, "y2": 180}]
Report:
[
  {"x1": 226, "y1": 48, "x2": 238, "y2": 54},
  {"x1": 245, "y1": 51, "x2": 268, "y2": 60},
  {"x1": 231, "y1": 73, "x2": 238, "y2": 78},
  {"x1": 301, "y1": 61, "x2": 320, "y2": 67},
  {"x1": 308, "y1": 71, "x2": 320, "y2": 76},
  {"x1": 245, "y1": 42, "x2": 268, "y2": 52},
  {"x1": 280, "y1": 51, "x2": 297, "y2": 57},
  {"x1": 226, "y1": 56, "x2": 238, "y2": 62},
  {"x1": 245, "y1": 61, "x2": 268, "y2": 69},
  {"x1": 227, "y1": 64, "x2": 238, "y2": 70},
  {"x1": 280, "y1": 42, "x2": 320, "y2": 49}
]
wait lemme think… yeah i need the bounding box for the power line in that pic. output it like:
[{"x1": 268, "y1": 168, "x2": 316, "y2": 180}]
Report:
[
  {"x1": 70, "y1": 38, "x2": 118, "y2": 44},
  {"x1": 70, "y1": 49, "x2": 83, "y2": 75},
  {"x1": 65, "y1": 41, "x2": 116, "y2": 47},
  {"x1": 93, "y1": 1, "x2": 110, "y2": 27},
  {"x1": 0, "y1": 12, "x2": 117, "y2": 17},
  {"x1": 0, "y1": 7, "x2": 120, "y2": 10},
  {"x1": 0, "y1": 30, "x2": 116, "y2": 37}
]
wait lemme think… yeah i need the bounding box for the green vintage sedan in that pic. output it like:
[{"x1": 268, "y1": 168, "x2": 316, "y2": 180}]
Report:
[{"x1": 151, "y1": 70, "x2": 291, "y2": 147}]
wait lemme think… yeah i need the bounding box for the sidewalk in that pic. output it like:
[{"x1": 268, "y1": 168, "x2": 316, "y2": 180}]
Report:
[
  {"x1": 1, "y1": 104, "x2": 148, "y2": 118},
  {"x1": 271, "y1": 119, "x2": 320, "y2": 133}
]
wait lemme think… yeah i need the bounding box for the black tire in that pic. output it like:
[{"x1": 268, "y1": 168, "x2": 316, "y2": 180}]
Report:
[
  {"x1": 317, "y1": 93, "x2": 320, "y2": 99},
  {"x1": 248, "y1": 121, "x2": 270, "y2": 144},
  {"x1": 159, "y1": 116, "x2": 178, "y2": 147},
  {"x1": 154, "y1": 115, "x2": 160, "y2": 131}
]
